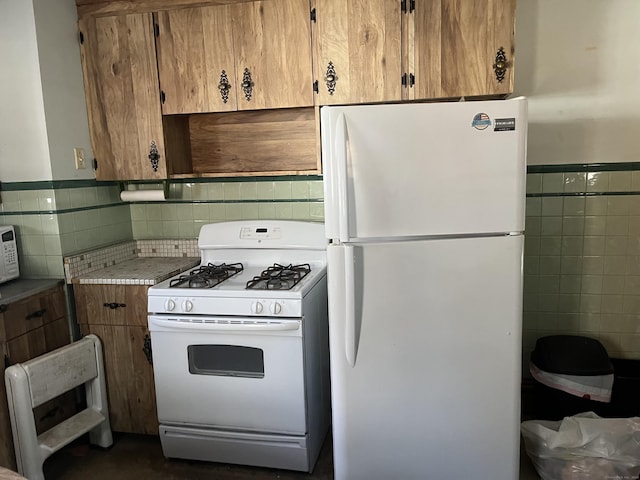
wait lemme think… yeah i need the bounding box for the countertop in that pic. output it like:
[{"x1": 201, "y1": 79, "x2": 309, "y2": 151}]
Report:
[
  {"x1": 72, "y1": 256, "x2": 200, "y2": 285},
  {"x1": 0, "y1": 278, "x2": 64, "y2": 306}
]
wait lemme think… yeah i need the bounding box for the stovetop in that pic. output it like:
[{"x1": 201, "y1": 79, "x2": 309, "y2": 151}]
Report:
[
  {"x1": 147, "y1": 220, "x2": 327, "y2": 317},
  {"x1": 168, "y1": 262, "x2": 313, "y2": 291},
  {"x1": 148, "y1": 262, "x2": 325, "y2": 318},
  {"x1": 150, "y1": 262, "x2": 325, "y2": 297}
]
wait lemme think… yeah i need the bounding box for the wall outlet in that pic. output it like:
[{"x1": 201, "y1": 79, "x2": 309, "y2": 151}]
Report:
[{"x1": 74, "y1": 147, "x2": 86, "y2": 169}]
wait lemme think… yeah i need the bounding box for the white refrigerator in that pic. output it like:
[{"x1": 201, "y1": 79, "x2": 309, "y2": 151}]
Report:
[{"x1": 321, "y1": 98, "x2": 527, "y2": 480}]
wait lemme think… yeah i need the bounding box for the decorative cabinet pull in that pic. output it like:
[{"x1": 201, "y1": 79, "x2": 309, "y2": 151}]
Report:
[
  {"x1": 324, "y1": 62, "x2": 337, "y2": 95},
  {"x1": 148, "y1": 141, "x2": 160, "y2": 172},
  {"x1": 143, "y1": 334, "x2": 153, "y2": 365},
  {"x1": 241, "y1": 68, "x2": 254, "y2": 101},
  {"x1": 103, "y1": 302, "x2": 126, "y2": 310},
  {"x1": 218, "y1": 70, "x2": 231, "y2": 104},
  {"x1": 26, "y1": 308, "x2": 47, "y2": 320},
  {"x1": 0, "y1": 304, "x2": 7, "y2": 313},
  {"x1": 493, "y1": 47, "x2": 508, "y2": 83}
]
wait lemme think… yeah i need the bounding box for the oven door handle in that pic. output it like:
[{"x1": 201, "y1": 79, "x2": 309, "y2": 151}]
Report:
[{"x1": 148, "y1": 317, "x2": 300, "y2": 333}]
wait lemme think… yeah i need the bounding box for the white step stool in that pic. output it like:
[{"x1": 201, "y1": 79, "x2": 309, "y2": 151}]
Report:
[{"x1": 4, "y1": 334, "x2": 113, "y2": 480}]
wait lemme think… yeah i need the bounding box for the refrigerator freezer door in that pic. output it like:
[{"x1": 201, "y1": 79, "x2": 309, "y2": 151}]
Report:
[
  {"x1": 322, "y1": 98, "x2": 527, "y2": 242},
  {"x1": 327, "y1": 235, "x2": 523, "y2": 480}
]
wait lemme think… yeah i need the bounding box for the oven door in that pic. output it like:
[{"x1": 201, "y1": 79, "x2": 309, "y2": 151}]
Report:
[{"x1": 148, "y1": 315, "x2": 306, "y2": 435}]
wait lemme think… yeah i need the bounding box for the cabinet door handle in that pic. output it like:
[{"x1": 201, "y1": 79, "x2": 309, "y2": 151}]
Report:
[
  {"x1": 218, "y1": 70, "x2": 231, "y2": 104},
  {"x1": 103, "y1": 303, "x2": 126, "y2": 310},
  {"x1": 143, "y1": 334, "x2": 153, "y2": 365},
  {"x1": 324, "y1": 61, "x2": 337, "y2": 95},
  {"x1": 0, "y1": 304, "x2": 7, "y2": 313},
  {"x1": 26, "y1": 308, "x2": 47, "y2": 320},
  {"x1": 493, "y1": 46, "x2": 508, "y2": 83},
  {"x1": 241, "y1": 68, "x2": 253, "y2": 101},
  {"x1": 148, "y1": 141, "x2": 160, "y2": 172}
]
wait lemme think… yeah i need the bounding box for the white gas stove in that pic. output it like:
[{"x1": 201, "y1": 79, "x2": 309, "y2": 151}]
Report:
[{"x1": 147, "y1": 221, "x2": 330, "y2": 473}]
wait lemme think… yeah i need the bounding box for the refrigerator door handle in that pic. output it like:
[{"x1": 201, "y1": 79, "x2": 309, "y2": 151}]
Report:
[
  {"x1": 344, "y1": 244, "x2": 359, "y2": 367},
  {"x1": 335, "y1": 113, "x2": 350, "y2": 243}
]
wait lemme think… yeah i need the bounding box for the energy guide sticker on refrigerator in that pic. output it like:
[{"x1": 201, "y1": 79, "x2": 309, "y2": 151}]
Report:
[{"x1": 321, "y1": 98, "x2": 527, "y2": 480}]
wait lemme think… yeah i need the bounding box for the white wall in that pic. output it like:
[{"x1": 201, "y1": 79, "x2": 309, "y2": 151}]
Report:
[
  {"x1": 0, "y1": 0, "x2": 94, "y2": 182},
  {"x1": 33, "y1": 0, "x2": 94, "y2": 180},
  {"x1": 0, "y1": 0, "x2": 52, "y2": 181},
  {"x1": 515, "y1": 0, "x2": 640, "y2": 165}
]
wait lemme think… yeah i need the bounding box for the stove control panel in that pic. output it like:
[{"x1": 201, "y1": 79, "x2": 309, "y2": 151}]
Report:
[
  {"x1": 149, "y1": 296, "x2": 302, "y2": 317},
  {"x1": 240, "y1": 226, "x2": 282, "y2": 240}
]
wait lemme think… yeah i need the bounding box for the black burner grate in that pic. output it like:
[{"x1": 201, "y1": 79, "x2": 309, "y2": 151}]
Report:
[
  {"x1": 170, "y1": 262, "x2": 243, "y2": 288},
  {"x1": 246, "y1": 263, "x2": 311, "y2": 290}
]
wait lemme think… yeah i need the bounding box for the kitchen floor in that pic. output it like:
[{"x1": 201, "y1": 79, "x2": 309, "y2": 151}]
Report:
[{"x1": 41, "y1": 432, "x2": 540, "y2": 479}]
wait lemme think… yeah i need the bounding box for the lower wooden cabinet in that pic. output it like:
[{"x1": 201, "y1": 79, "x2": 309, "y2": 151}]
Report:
[
  {"x1": 0, "y1": 283, "x2": 73, "y2": 470},
  {"x1": 74, "y1": 284, "x2": 158, "y2": 435}
]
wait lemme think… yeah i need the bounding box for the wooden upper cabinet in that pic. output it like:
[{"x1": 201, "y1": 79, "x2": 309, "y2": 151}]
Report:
[
  {"x1": 156, "y1": 5, "x2": 237, "y2": 113},
  {"x1": 412, "y1": 0, "x2": 516, "y2": 99},
  {"x1": 79, "y1": 13, "x2": 167, "y2": 180},
  {"x1": 313, "y1": 0, "x2": 515, "y2": 105},
  {"x1": 314, "y1": 0, "x2": 403, "y2": 105},
  {"x1": 155, "y1": 0, "x2": 314, "y2": 114},
  {"x1": 233, "y1": 0, "x2": 314, "y2": 110}
]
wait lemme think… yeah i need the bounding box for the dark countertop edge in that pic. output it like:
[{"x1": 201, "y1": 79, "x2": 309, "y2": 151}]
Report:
[{"x1": 0, "y1": 278, "x2": 64, "y2": 306}]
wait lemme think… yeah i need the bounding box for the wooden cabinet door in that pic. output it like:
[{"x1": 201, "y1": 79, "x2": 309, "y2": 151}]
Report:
[
  {"x1": 75, "y1": 284, "x2": 156, "y2": 434},
  {"x1": 79, "y1": 13, "x2": 167, "y2": 180},
  {"x1": 86, "y1": 325, "x2": 158, "y2": 435},
  {"x1": 156, "y1": 0, "x2": 313, "y2": 113},
  {"x1": 413, "y1": 0, "x2": 515, "y2": 99},
  {"x1": 234, "y1": 0, "x2": 314, "y2": 110},
  {"x1": 314, "y1": 0, "x2": 402, "y2": 105},
  {"x1": 156, "y1": 5, "x2": 238, "y2": 114}
]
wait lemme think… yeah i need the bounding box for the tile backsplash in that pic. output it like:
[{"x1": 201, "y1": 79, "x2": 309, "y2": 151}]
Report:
[
  {"x1": 0, "y1": 177, "x2": 323, "y2": 278},
  {"x1": 2, "y1": 167, "x2": 639, "y2": 363},
  {"x1": 524, "y1": 166, "x2": 640, "y2": 363}
]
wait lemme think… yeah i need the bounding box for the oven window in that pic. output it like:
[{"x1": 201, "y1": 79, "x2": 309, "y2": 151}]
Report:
[{"x1": 187, "y1": 345, "x2": 264, "y2": 378}]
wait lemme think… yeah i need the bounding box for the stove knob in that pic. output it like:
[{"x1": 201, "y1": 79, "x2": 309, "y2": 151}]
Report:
[
  {"x1": 270, "y1": 302, "x2": 282, "y2": 315},
  {"x1": 165, "y1": 299, "x2": 176, "y2": 312},
  {"x1": 251, "y1": 301, "x2": 263, "y2": 314},
  {"x1": 183, "y1": 300, "x2": 194, "y2": 312}
]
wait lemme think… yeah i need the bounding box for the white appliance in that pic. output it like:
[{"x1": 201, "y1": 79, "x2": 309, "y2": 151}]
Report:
[
  {"x1": 321, "y1": 98, "x2": 527, "y2": 480},
  {"x1": 0, "y1": 226, "x2": 19, "y2": 284},
  {"x1": 147, "y1": 220, "x2": 330, "y2": 473}
]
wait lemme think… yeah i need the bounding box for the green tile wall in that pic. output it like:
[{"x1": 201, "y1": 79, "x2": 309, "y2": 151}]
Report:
[
  {"x1": 524, "y1": 167, "x2": 640, "y2": 363},
  {"x1": 128, "y1": 179, "x2": 324, "y2": 240},
  {"x1": 0, "y1": 177, "x2": 323, "y2": 278},
  {"x1": 5, "y1": 169, "x2": 637, "y2": 362}
]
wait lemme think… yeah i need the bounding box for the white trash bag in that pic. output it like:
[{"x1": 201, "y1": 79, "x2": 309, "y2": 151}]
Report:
[{"x1": 521, "y1": 412, "x2": 640, "y2": 480}]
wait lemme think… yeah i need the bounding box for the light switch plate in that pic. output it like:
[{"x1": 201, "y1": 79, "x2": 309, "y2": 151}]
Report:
[{"x1": 74, "y1": 147, "x2": 86, "y2": 169}]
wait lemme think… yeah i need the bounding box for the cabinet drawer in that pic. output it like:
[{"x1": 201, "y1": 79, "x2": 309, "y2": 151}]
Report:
[
  {"x1": 75, "y1": 284, "x2": 150, "y2": 327},
  {"x1": 0, "y1": 285, "x2": 65, "y2": 342}
]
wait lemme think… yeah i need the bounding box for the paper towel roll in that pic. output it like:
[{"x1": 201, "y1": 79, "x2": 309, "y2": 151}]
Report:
[{"x1": 120, "y1": 190, "x2": 166, "y2": 202}]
